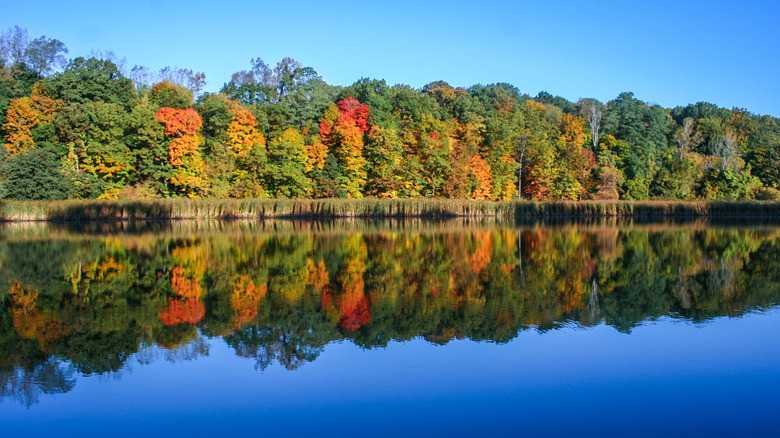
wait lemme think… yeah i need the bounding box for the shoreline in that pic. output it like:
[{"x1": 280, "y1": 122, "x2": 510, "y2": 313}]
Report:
[{"x1": 3, "y1": 198, "x2": 780, "y2": 222}]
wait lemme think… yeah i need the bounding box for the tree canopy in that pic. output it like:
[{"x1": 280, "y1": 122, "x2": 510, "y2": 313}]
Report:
[{"x1": 1, "y1": 25, "x2": 779, "y2": 201}]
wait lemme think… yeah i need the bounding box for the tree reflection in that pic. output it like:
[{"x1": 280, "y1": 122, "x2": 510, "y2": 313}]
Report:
[
  {"x1": 0, "y1": 358, "x2": 76, "y2": 408},
  {"x1": 1, "y1": 222, "x2": 780, "y2": 404}
]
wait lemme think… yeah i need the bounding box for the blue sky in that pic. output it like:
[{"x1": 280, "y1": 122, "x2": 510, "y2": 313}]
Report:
[{"x1": 3, "y1": 0, "x2": 779, "y2": 116}]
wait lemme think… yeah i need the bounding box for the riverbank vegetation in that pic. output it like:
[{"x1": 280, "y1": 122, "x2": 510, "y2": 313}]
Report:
[
  {"x1": 3, "y1": 198, "x2": 780, "y2": 221},
  {"x1": 2, "y1": 26, "x2": 780, "y2": 204}
]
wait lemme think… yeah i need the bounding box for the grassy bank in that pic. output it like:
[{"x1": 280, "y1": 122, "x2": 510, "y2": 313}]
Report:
[{"x1": 2, "y1": 198, "x2": 780, "y2": 222}]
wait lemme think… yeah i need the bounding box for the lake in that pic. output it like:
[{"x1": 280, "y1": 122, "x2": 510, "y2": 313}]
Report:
[{"x1": 1, "y1": 219, "x2": 779, "y2": 436}]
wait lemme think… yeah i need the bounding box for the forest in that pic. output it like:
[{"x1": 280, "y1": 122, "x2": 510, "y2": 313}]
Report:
[{"x1": 2, "y1": 25, "x2": 780, "y2": 202}]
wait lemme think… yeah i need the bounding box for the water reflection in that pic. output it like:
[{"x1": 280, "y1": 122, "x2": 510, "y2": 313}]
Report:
[{"x1": 2, "y1": 220, "x2": 780, "y2": 405}]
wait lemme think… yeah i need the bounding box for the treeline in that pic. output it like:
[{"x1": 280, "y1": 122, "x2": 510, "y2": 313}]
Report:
[
  {"x1": 2, "y1": 26, "x2": 780, "y2": 201},
  {"x1": 3, "y1": 225, "x2": 780, "y2": 404}
]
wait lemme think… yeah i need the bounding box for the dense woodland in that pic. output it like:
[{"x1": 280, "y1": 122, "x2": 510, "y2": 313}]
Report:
[
  {"x1": 2, "y1": 26, "x2": 780, "y2": 202},
  {"x1": 3, "y1": 223, "x2": 780, "y2": 404}
]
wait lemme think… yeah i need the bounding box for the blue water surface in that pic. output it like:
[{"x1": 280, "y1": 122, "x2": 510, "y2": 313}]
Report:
[{"x1": 3, "y1": 310, "x2": 778, "y2": 437}]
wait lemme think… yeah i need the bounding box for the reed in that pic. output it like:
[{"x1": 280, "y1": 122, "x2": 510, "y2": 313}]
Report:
[{"x1": 2, "y1": 198, "x2": 780, "y2": 222}]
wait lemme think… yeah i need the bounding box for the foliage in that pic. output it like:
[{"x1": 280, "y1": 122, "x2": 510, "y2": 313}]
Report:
[
  {"x1": 43, "y1": 57, "x2": 136, "y2": 109},
  {"x1": 149, "y1": 81, "x2": 193, "y2": 110},
  {"x1": 265, "y1": 128, "x2": 310, "y2": 197},
  {"x1": 2, "y1": 83, "x2": 62, "y2": 154},
  {"x1": 156, "y1": 107, "x2": 204, "y2": 197},
  {"x1": 319, "y1": 98, "x2": 370, "y2": 197},
  {"x1": 0, "y1": 148, "x2": 71, "y2": 199},
  {"x1": 1, "y1": 26, "x2": 780, "y2": 202}
]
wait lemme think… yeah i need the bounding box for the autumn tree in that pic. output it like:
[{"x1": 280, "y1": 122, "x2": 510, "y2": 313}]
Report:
[
  {"x1": 363, "y1": 125, "x2": 404, "y2": 197},
  {"x1": 558, "y1": 112, "x2": 592, "y2": 199},
  {"x1": 230, "y1": 274, "x2": 267, "y2": 329},
  {"x1": 160, "y1": 242, "x2": 208, "y2": 326},
  {"x1": 265, "y1": 127, "x2": 310, "y2": 197},
  {"x1": 467, "y1": 154, "x2": 493, "y2": 199},
  {"x1": 3, "y1": 82, "x2": 62, "y2": 154},
  {"x1": 156, "y1": 107, "x2": 205, "y2": 197},
  {"x1": 321, "y1": 234, "x2": 370, "y2": 331},
  {"x1": 388, "y1": 84, "x2": 450, "y2": 197},
  {"x1": 469, "y1": 84, "x2": 526, "y2": 200},
  {"x1": 2, "y1": 96, "x2": 37, "y2": 153},
  {"x1": 319, "y1": 98, "x2": 370, "y2": 197},
  {"x1": 195, "y1": 93, "x2": 266, "y2": 197},
  {"x1": 227, "y1": 99, "x2": 267, "y2": 196}
]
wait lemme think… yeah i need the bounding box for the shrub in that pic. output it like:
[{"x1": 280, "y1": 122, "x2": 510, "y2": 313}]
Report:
[{"x1": 0, "y1": 148, "x2": 72, "y2": 200}]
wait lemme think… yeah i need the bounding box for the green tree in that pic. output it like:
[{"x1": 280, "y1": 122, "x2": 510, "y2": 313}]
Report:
[
  {"x1": 650, "y1": 150, "x2": 703, "y2": 199},
  {"x1": 53, "y1": 102, "x2": 133, "y2": 197},
  {"x1": 0, "y1": 147, "x2": 71, "y2": 199},
  {"x1": 224, "y1": 59, "x2": 336, "y2": 141},
  {"x1": 149, "y1": 81, "x2": 193, "y2": 110},
  {"x1": 745, "y1": 115, "x2": 780, "y2": 188},
  {"x1": 603, "y1": 92, "x2": 674, "y2": 199},
  {"x1": 44, "y1": 57, "x2": 137, "y2": 109},
  {"x1": 345, "y1": 78, "x2": 397, "y2": 130},
  {"x1": 24, "y1": 36, "x2": 68, "y2": 77},
  {"x1": 125, "y1": 98, "x2": 170, "y2": 196}
]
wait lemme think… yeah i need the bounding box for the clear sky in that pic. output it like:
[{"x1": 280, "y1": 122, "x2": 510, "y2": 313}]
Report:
[{"x1": 3, "y1": 0, "x2": 779, "y2": 116}]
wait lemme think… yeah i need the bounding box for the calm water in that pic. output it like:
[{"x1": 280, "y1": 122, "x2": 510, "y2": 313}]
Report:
[{"x1": 1, "y1": 220, "x2": 779, "y2": 436}]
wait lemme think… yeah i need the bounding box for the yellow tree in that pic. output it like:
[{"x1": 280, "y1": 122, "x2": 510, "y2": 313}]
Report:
[
  {"x1": 557, "y1": 113, "x2": 592, "y2": 199},
  {"x1": 467, "y1": 154, "x2": 494, "y2": 200},
  {"x1": 2, "y1": 83, "x2": 63, "y2": 154},
  {"x1": 226, "y1": 100, "x2": 264, "y2": 158},
  {"x1": 305, "y1": 137, "x2": 328, "y2": 173},
  {"x1": 3, "y1": 97, "x2": 37, "y2": 154},
  {"x1": 265, "y1": 127, "x2": 311, "y2": 197},
  {"x1": 226, "y1": 99, "x2": 267, "y2": 197}
]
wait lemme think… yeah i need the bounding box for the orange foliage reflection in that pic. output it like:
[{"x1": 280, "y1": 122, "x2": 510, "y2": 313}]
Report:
[
  {"x1": 160, "y1": 265, "x2": 206, "y2": 325},
  {"x1": 9, "y1": 283, "x2": 69, "y2": 350},
  {"x1": 230, "y1": 274, "x2": 267, "y2": 329}
]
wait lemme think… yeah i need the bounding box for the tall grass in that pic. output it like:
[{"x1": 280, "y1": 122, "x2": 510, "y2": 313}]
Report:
[{"x1": 2, "y1": 198, "x2": 780, "y2": 222}]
